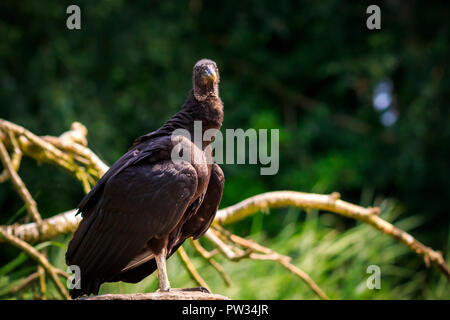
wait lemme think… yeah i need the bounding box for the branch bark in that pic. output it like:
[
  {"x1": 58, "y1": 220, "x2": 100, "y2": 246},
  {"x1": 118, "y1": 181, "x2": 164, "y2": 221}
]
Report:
[
  {"x1": 0, "y1": 119, "x2": 107, "y2": 185},
  {"x1": 177, "y1": 246, "x2": 211, "y2": 291},
  {"x1": 190, "y1": 239, "x2": 232, "y2": 287},
  {"x1": 81, "y1": 291, "x2": 230, "y2": 300},
  {"x1": 0, "y1": 140, "x2": 42, "y2": 223},
  {"x1": 1, "y1": 191, "x2": 448, "y2": 279}
]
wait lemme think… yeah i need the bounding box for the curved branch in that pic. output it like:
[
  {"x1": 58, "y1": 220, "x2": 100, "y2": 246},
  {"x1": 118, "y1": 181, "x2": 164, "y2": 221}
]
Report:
[
  {"x1": 1, "y1": 191, "x2": 449, "y2": 279},
  {"x1": 190, "y1": 239, "x2": 232, "y2": 287},
  {"x1": 0, "y1": 209, "x2": 79, "y2": 243},
  {"x1": 0, "y1": 119, "x2": 77, "y2": 174},
  {"x1": 215, "y1": 191, "x2": 449, "y2": 279},
  {"x1": 177, "y1": 246, "x2": 211, "y2": 291},
  {"x1": 0, "y1": 141, "x2": 42, "y2": 223},
  {"x1": 0, "y1": 119, "x2": 107, "y2": 182},
  {"x1": 207, "y1": 226, "x2": 330, "y2": 300},
  {"x1": 214, "y1": 191, "x2": 379, "y2": 225},
  {"x1": 82, "y1": 291, "x2": 230, "y2": 300}
]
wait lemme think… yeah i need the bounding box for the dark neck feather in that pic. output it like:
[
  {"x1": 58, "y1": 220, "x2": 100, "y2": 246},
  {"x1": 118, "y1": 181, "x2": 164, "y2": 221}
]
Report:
[
  {"x1": 159, "y1": 90, "x2": 223, "y2": 133},
  {"x1": 131, "y1": 90, "x2": 223, "y2": 149}
]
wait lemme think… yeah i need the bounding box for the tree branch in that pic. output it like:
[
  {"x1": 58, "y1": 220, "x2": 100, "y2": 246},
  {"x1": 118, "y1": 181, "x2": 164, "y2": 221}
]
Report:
[
  {"x1": 0, "y1": 130, "x2": 22, "y2": 183},
  {"x1": 177, "y1": 246, "x2": 211, "y2": 291},
  {"x1": 0, "y1": 140, "x2": 42, "y2": 223},
  {"x1": 1, "y1": 191, "x2": 448, "y2": 280},
  {"x1": 82, "y1": 291, "x2": 230, "y2": 300},
  {"x1": 215, "y1": 191, "x2": 449, "y2": 279},
  {"x1": 0, "y1": 119, "x2": 107, "y2": 184},
  {"x1": 10, "y1": 271, "x2": 40, "y2": 295},
  {"x1": 209, "y1": 225, "x2": 330, "y2": 300},
  {"x1": 190, "y1": 239, "x2": 232, "y2": 287}
]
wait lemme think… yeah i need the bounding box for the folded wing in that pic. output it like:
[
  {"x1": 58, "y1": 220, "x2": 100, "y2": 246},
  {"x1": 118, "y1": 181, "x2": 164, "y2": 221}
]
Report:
[{"x1": 66, "y1": 155, "x2": 198, "y2": 296}]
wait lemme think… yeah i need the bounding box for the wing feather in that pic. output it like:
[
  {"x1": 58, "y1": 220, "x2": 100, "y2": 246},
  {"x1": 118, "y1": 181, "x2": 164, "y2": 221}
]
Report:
[
  {"x1": 109, "y1": 164, "x2": 225, "y2": 285},
  {"x1": 66, "y1": 157, "x2": 198, "y2": 284}
]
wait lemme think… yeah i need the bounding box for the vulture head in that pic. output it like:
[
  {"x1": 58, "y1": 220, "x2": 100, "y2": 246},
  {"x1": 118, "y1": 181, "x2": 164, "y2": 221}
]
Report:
[{"x1": 193, "y1": 59, "x2": 220, "y2": 101}]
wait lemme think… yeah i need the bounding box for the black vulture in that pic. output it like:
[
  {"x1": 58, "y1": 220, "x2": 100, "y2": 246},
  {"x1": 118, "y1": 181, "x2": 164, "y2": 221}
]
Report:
[{"x1": 66, "y1": 59, "x2": 224, "y2": 298}]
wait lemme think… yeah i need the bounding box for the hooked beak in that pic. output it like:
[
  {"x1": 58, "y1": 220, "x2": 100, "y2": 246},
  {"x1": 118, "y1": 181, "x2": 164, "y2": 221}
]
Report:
[{"x1": 204, "y1": 66, "x2": 217, "y2": 82}]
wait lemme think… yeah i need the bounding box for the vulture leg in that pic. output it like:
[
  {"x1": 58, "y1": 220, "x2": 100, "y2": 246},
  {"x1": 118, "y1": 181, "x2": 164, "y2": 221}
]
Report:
[{"x1": 155, "y1": 247, "x2": 171, "y2": 291}]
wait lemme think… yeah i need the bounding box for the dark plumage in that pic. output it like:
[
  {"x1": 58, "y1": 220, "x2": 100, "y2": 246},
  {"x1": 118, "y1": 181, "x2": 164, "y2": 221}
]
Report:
[{"x1": 66, "y1": 59, "x2": 224, "y2": 298}]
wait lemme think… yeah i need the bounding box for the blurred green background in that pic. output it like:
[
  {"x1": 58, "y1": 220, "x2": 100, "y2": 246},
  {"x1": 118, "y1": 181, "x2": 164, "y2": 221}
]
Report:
[{"x1": 0, "y1": 0, "x2": 449, "y2": 299}]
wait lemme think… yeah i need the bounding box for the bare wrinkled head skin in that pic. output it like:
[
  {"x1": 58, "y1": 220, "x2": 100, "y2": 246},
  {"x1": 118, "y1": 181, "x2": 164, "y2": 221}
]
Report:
[{"x1": 193, "y1": 58, "x2": 220, "y2": 101}]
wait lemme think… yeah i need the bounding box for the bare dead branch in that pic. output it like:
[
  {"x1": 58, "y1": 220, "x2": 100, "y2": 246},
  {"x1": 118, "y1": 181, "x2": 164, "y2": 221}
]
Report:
[
  {"x1": 211, "y1": 226, "x2": 330, "y2": 300},
  {"x1": 0, "y1": 140, "x2": 42, "y2": 223},
  {"x1": 10, "y1": 271, "x2": 40, "y2": 294},
  {"x1": 82, "y1": 291, "x2": 230, "y2": 300},
  {"x1": 1, "y1": 191, "x2": 448, "y2": 280},
  {"x1": 0, "y1": 119, "x2": 107, "y2": 183},
  {"x1": 37, "y1": 265, "x2": 46, "y2": 298},
  {"x1": 0, "y1": 209, "x2": 79, "y2": 244},
  {"x1": 190, "y1": 239, "x2": 232, "y2": 286},
  {"x1": 0, "y1": 119, "x2": 448, "y2": 302},
  {"x1": 214, "y1": 191, "x2": 449, "y2": 278},
  {"x1": 0, "y1": 131, "x2": 22, "y2": 183},
  {"x1": 205, "y1": 229, "x2": 252, "y2": 261},
  {"x1": 177, "y1": 246, "x2": 211, "y2": 291}
]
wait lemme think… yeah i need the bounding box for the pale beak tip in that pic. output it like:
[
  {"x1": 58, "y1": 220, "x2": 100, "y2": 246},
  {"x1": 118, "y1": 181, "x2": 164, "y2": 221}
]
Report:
[{"x1": 206, "y1": 67, "x2": 217, "y2": 82}]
